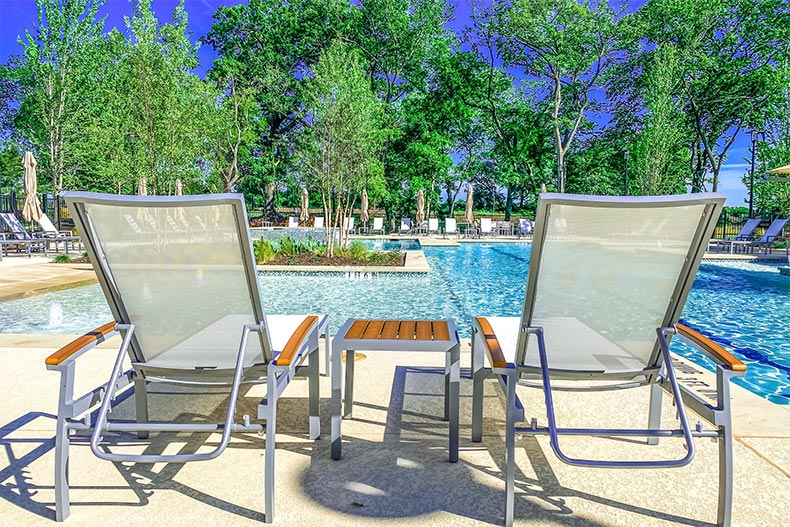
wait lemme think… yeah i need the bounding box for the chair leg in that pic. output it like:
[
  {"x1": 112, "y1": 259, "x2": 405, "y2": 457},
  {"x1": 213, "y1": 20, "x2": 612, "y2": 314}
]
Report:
[
  {"x1": 471, "y1": 328, "x2": 485, "y2": 442},
  {"x1": 54, "y1": 411, "x2": 71, "y2": 521},
  {"x1": 343, "y1": 349, "x2": 355, "y2": 419},
  {"x1": 264, "y1": 372, "x2": 278, "y2": 524},
  {"x1": 504, "y1": 371, "x2": 517, "y2": 527},
  {"x1": 134, "y1": 377, "x2": 149, "y2": 440},
  {"x1": 308, "y1": 348, "x2": 320, "y2": 440},
  {"x1": 647, "y1": 382, "x2": 663, "y2": 446},
  {"x1": 717, "y1": 422, "x2": 734, "y2": 527}
]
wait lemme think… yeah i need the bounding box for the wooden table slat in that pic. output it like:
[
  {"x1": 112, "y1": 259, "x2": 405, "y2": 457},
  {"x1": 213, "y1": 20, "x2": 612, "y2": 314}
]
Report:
[
  {"x1": 399, "y1": 320, "x2": 416, "y2": 340},
  {"x1": 415, "y1": 320, "x2": 432, "y2": 340},
  {"x1": 432, "y1": 321, "x2": 450, "y2": 341},
  {"x1": 381, "y1": 320, "x2": 400, "y2": 340},
  {"x1": 362, "y1": 320, "x2": 385, "y2": 340},
  {"x1": 345, "y1": 320, "x2": 369, "y2": 340}
]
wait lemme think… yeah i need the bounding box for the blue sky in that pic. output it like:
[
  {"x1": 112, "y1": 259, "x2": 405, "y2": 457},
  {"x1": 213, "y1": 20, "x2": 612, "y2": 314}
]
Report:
[{"x1": 0, "y1": 0, "x2": 753, "y2": 206}]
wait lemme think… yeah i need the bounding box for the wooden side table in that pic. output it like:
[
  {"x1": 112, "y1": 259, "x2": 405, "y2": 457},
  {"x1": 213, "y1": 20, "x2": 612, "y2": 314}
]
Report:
[{"x1": 330, "y1": 318, "x2": 461, "y2": 462}]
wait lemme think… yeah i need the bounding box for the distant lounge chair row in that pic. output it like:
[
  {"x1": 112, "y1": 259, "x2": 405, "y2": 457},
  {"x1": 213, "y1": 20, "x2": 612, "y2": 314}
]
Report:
[
  {"x1": 710, "y1": 218, "x2": 788, "y2": 254},
  {"x1": 0, "y1": 211, "x2": 81, "y2": 260},
  {"x1": 47, "y1": 192, "x2": 742, "y2": 527}
]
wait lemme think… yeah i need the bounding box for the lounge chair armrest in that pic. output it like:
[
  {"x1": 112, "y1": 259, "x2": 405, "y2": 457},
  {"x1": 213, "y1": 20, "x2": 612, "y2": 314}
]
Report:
[
  {"x1": 675, "y1": 324, "x2": 746, "y2": 372},
  {"x1": 474, "y1": 317, "x2": 512, "y2": 369},
  {"x1": 45, "y1": 322, "x2": 118, "y2": 367},
  {"x1": 275, "y1": 315, "x2": 319, "y2": 366}
]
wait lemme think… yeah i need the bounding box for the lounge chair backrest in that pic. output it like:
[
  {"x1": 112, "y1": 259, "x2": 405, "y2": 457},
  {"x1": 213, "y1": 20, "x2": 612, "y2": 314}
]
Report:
[
  {"x1": 373, "y1": 217, "x2": 383, "y2": 230},
  {"x1": 400, "y1": 218, "x2": 411, "y2": 231},
  {"x1": 37, "y1": 213, "x2": 59, "y2": 234},
  {"x1": 314, "y1": 216, "x2": 324, "y2": 229},
  {"x1": 65, "y1": 192, "x2": 271, "y2": 368},
  {"x1": 0, "y1": 212, "x2": 32, "y2": 239},
  {"x1": 428, "y1": 218, "x2": 439, "y2": 232},
  {"x1": 288, "y1": 216, "x2": 299, "y2": 228},
  {"x1": 346, "y1": 217, "x2": 355, "y2": 231},
  {"x1": 445, "y1": 217, "x2": 457, "y2": 233},
  {"x1": 756, "y1": 218, "x2": 788, "y2": 243},
  {"x1": 519, "y1": 218, "x2": 533, "y2": 235},
  {"x1": 517, "y1": 193, "x2": 724, "y2": 374},
  {"x1": 480, "y1": 218, "x2": 492, "y2": 233},
  {"x1": 734, "y1": 218, "x2": 761, "y2": 240}
]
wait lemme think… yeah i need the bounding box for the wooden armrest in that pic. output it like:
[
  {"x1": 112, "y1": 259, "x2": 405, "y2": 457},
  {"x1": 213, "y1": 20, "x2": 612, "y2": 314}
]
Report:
[
  {"x1": 45, "y1": 322, "x2": 117, "y2": 366},
  {"x1": 475, "y1": 317, "x2": 508, "y2": 368},
  {"x1": 676, "y1": 324, "x2": 746, "y2": 372},
  {"x1": 275, "y1": 315, "x2": 319, "y2": 366}
]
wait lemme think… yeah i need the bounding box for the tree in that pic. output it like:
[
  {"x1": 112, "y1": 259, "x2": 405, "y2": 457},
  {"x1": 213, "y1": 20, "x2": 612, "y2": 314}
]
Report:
[
  {"x1": 301, "y1": 42, "x2": 383, "y2": 256},
  {"x1": 499, "y1": 0, "x2": 619, "y2": 192},
  {"x1": 15, "y1": 0, "x2": 106, "y2": 196}
]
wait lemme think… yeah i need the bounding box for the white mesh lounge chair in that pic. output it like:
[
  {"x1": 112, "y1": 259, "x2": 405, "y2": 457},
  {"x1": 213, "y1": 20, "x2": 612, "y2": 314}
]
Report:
[
  {"x1": 710, "y1": 218, "x2": 761, "y2": 253},
  {"x1": 47, "y1": 192, "x2": 326, "y2": 523},
  {"x1": 287, "y1": 216, "x2": 299, "y2": 228},
  {"x1": 443, "y1": 217, "x2": 458, "y2": 238},
  {"x1": 517, "y1": 218, "x2": 533, "y2": 238},
  {"x1": 314, "y1": 216, "x2": 324, "y2": 229},
  {"x1": 399, "y1": 218, "x2": 412, "y2": 234},
  {"x1": 0, "y1": 211, "x2": 46, "y2": 258},
  {"x1": 427, "y1": 218, "x2": 440, "y2": 236},
  {"x1": 35, "y1": 212, "x2": 81, "y2": 252},
  {"x1": 343, "y1": 216, "x2": 355, "y2": 234},
  {"x1": 370, "y1": 217, "x2": 385, "y2": 235},
  {"x1": 741, "y1": 218, "x2": 788, "y2": 254},
  {"x1": 471, "y1": 193, "x2": 745, "y2": 527},
  {"x1": 479, "y1": 217, "x2": 493, "y2": 237}
]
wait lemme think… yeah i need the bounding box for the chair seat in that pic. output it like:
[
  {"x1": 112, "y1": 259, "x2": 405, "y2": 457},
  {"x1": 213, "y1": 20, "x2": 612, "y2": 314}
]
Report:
[
  {"x1": 138, "y1": 314, "x2": 317, "y2": 372},
  {"x1": 481, "y1": 316, "x2": 648, "y2": 373}
]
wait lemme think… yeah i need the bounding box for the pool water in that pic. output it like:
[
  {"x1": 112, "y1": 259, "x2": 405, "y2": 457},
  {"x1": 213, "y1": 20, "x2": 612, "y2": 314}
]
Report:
[
  {"x1": 0, "y1": 244, "x2": 787, "y2": 404},
  {"x1": 359, "y1": 238, "x2": 421, "y2": 251}
]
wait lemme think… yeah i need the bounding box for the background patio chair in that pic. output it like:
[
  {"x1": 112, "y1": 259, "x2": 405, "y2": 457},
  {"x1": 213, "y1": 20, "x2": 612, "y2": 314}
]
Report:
[
  {"x1": 749, "y1": 218, "x2": 788, "y2": 254},
  {"x1": 314, "y1": 216, "x2": 324, "y2": 229},
  {"x1": 400, "y1": 218, "x2": 412, "y2": 234},
  {"x1": 479, "y1": 217, "x2": 493, "y2": 237},
  {"x1": 370, "y1": 216, "x2": 385, "y2": 235},
  {"x1": 471, "y1": 193, "x2": 744, "y2": 527},
  {"x1": 287, "y1": 216, "x2": 299, "y2": 228},
  {"x1": 709, "y1": 217, "x2": 760, "y2": 253},
  {"x1": 443, "y1": 217, "x2": 458, "y2": 238},
  {"x1": 48, "y1": 192, "x2": 326, "y2": 523},
  {"x1": 427, "y1": 218, "x2": 440, "y2": 236},
  {"x1": 517, "y1": 218, "x2": 533, "y2": 238},
  {"x1": 0, "y1": 211, "x2": 46, "y2": 257}
]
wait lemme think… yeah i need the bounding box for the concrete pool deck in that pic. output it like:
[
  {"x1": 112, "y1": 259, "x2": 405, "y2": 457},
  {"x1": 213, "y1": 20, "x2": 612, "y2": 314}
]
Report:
[{"x1": 0, "y1": 333, "x2": 788, "y2": 526}]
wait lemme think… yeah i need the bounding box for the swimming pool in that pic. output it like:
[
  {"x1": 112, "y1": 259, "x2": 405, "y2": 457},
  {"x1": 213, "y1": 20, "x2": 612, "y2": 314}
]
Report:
[
  {"x1": 0, "y1": 244, "x2": 787, "y2": 404},
  {"x1": 359, "y1": 238, "x2": 421, "y2": 251}
]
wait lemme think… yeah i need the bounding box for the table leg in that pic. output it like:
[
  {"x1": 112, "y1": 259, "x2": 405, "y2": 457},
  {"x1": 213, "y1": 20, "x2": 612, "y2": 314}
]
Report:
[
  {"x1": 343, "y1": 349, "x2": 355, "y2": 419},
  {"x1": 444, "y1": 351, "x2": 450, "y2": 421},
  {"x1": 448, "y1": 343, "x2": 460, "y2": 463},
  {"x1": 330, "y1": 340, "x2": 343, "y2": 460}
]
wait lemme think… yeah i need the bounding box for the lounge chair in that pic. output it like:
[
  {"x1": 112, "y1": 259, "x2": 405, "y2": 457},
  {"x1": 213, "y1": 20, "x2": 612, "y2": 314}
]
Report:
[
  {"x1": 443, "y1": 217, "x2": 458, "y2": 238},
  {"x1": 479, "y1": 217, "x2": 493, "y2": 237},
  {"x1": 35, "y1": 212, "x2": 81, "y2": 253},
  {"x1": 427, "y1": 218, "x2": 440, "y2": 236},
  {"x1": 314, "y1": 216, "x2": 324, "y2": 229},
  {"x1": 0, "y1": 211, "x2": 46, "y2": 258},
  {"x1": 710, "y1": 218, "x2": 761, "y2": 253},
  {"x1": 517, "y1": 218, "x2": 533, "y2": 238},
  {"x1": 344, "y1": 216, "x2": 355, "y2": 234},
  {"x1": 287, "y1": 216, "x2": 299, "y2": 228},
  {"x1": 471, "y1": 193, "x2": 744, "y2": 527},
  {"x1": 48, "y1": 192, "x2": 326, "y2": 522},
  {"x1": 370, "y1": 217, "x2": 385, "y2": 235},
  {"x1": 399, "y1": 218, "x2": 412, "y2": 234},
  {"x1": 745, "y1": 218, "x2": 788, "y2": 254}
]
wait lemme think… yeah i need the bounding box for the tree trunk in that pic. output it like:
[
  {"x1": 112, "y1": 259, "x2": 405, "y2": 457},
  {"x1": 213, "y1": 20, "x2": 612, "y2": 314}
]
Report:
[{"x1": 504, "y1": 184, "x2": 513, "y2": 221}]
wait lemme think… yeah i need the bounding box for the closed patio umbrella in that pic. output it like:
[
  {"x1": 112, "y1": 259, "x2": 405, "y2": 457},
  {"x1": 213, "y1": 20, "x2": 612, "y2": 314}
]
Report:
[
  {"x1": 138, "y1": 178, "x2": 147, "y2": 196},
  {"x1": 175, "y1": 179, "x2": 183, "y2": 196},
  {"x1": 22, "y1": 152, "x2": 43, "y2": 222},
  {"x1": 416, "y1": 189, "x2": 425, "y2": 224},
  {"x1": 300, "y1": 188, "x2": 309, "y2": 223},
  {"x1": 465, "y1": 185, "x2": 474, "y2": 224},
  {"x1": 541, "y1": 183, "x2": 547, "y2": 193},
  {"x1": 360, "y1": 188, "x2": 369, "y2": 223}
]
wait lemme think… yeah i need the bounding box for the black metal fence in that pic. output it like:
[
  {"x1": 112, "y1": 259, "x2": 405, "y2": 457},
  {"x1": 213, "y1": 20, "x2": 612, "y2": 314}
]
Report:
[{"x1": 0, "y1": 192, "x2": 73, "y2": 229}]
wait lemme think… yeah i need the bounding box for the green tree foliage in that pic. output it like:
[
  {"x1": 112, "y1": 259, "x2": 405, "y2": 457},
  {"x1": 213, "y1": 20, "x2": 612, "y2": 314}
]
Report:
[
  {"x1": 630, "y1": 44, "x2": 689, "y2": 195},
  {"x1": 15, "y1": 0, "x2": 106, "y2": 195},
  {"x1": 300, "y1": 42, "x2": 384, "y2": 256}
]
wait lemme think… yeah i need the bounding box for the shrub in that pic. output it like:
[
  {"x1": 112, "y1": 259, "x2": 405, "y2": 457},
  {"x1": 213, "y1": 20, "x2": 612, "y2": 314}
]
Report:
[
  {"x1": 253, "y1": 239, "x2": 277, "y2": 264},
  {"x1": 347, "y1": 240, "x2": 369, "y2": 260},
  {"x1": 53, "y1": 254, "x2": 71, "y2": 263}
]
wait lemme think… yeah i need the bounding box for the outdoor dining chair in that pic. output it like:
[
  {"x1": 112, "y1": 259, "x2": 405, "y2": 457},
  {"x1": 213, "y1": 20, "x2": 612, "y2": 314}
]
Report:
[
  {"x1": 47, "y1": 192, "x2": 326, "y2": 523},
  {"x1": 471, "y1": 193, "x2": 744, "y2": 527}
]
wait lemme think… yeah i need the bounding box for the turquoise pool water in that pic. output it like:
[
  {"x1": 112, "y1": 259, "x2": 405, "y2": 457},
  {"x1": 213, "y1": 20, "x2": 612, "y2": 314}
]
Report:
[
  {"x1": 359, "y1": 238, "x2": 421, "y2": 251},
  {"x1": 1, "y1": 244, "x2": 787, "y2": 404}
]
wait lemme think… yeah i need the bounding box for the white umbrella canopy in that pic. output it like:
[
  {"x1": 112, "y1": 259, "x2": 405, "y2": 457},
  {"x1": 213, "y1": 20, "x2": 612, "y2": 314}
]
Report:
[
  {"x1": 175, "y1": 179, "x2": 183, "y2": 196},
  {"x1": 22, "y1": 151, "x2": 43, "y2": 222},
  {"x1": 464, "y1": 184, "x2": 474, "y2": 224},
  {"x1": 416, "y1": 189, "x2": 425, "y2": 223},
  {"x1": 138, "y1": 178, "x2": 147, "y2": 196},
  {"x1": 360, "y1": 188, "x2": 369, "y2": 223},
  {"x1": 300, "y1": 188, "x2": 309, "y2": 222}
]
